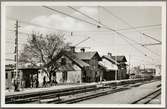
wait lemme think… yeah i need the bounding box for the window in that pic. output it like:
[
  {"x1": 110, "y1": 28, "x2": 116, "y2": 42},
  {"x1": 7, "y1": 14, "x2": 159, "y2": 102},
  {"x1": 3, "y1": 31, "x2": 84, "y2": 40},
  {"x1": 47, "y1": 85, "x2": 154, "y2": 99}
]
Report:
[
  {"x1": 6, "y1": 73, "x2": 8, "y2": 79},
  {"x1": 63, "y1": 71, "x2": 67, "y2": 81},
  {"x1": 11, "y1": 72, "x2": 14, "y2": 79},
  {"x1": 61, "y1": 58, "x2": 66, "y2": 65}
]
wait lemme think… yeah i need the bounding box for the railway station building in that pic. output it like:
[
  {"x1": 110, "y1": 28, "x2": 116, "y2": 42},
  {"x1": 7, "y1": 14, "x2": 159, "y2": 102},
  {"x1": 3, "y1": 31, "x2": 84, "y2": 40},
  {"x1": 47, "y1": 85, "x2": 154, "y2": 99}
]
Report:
[
  {"x1": 101, "y1": 53, "x2": 128, "y2": 80},
  {"x1": 45, "y1": 47, "x2": 102, "y2": 83}
]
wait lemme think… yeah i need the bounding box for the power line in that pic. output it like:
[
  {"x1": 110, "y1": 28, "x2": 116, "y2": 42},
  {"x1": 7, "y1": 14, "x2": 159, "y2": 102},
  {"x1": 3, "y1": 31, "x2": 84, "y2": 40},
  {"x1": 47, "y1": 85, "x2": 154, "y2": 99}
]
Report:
[
  {"x1": 141, "y1": 42, "x2": 161, "y2": 46},
  {"x1": 7, "y1": 18, "x2": 95, "y2": 38},
  {"x1": 7, "y1": 16, "x2": 161, "y2": 35},
  {"x1": 6, "y1": 41, "x2": 27, "y2": 45},
  {"x1": 74, "y1": 37, "x2": 90, "y2": 46},
  {"x1": 42, "y1": 6, "x2": 100, "y2": 27},
  {"x1": 100, "y1": 6, "x2": 161, "y2": 57},
  {"x1": 116, "y1": 24, "x2": 161, "y2": 31},
  {"x1": 7, "y1": 29, "x2": 31, "y2": 36},
  {"x1": 67, "y1": 6, "x2": 100, "y2": 25},
  {"x1": 67, "y1": 6, "x2": 150, "y2": 56},
  {"x1": 7, "y1": 17, "x2": 69, "y2": 33},
  {"x1": 7, "y1": 7, "x2": 160, "y2": 60},
  {"x1": 101, "y1": 7, "x2": 162, "y2": 45},
  {"x1": 142, "y1": 33, "x2": 161, "y2": 43},
  {"x1": 68, "y1": 6, "x2": 161, "y2": 61},
  {"x1": 67, "y1": 6, "x2": 140, "y2": 44}
]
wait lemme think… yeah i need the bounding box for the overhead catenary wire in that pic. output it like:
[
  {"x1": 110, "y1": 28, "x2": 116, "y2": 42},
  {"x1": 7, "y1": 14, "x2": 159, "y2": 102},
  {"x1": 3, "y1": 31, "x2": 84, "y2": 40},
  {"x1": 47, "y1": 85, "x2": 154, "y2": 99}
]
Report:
[
  {"x1": 7, "y1": 16, "x2": 161, "y2": 35},
  {"x1": 5, "y1": 6, "x2": 160, "y2": 63},
  {"x1": 101, "y1": 7, "x2": 162, "y2": 43},
  {"x1": 42, "y1": 6, "x2": 100, "y2": 27},
  {"x1": 142, "y1": 33, "x2": 161, "y2": 43},
  {"x1": 70, "y1": 6, "x2": 160, "y2": 57},
  {"x1": 66, "y1": 6, "x2": 156, "y2": 59},
  {"x1": 101, "y1": 7, "x2": 161, "y2": 47},
  {"x1": 6, "y1": 15, "x2": 154, "y2": 61},
  {"x1": 141, "y1": 43, "x2": 161, "y2": 46},
  {"x1": 116, "y1": 24, "x2": 161, "y2": 31},
  {"x1": 67, "y1": 6, "x2": 143, "y2": 44},
  {"x1": 101, "y1": 6, "x2": 162, "y2": 56},
  {"x1": 7, "y1": 29, "x2": 31, "y2": 36},
  {"x1": 7, "y1": 17, "x2": 70, "y2": 33},
  {"x1": 7, "y1": 18, "x2": 93, "y2": 38},
  {"x1": 68, "y1": 6, "x2": 100, "y2": 25}
]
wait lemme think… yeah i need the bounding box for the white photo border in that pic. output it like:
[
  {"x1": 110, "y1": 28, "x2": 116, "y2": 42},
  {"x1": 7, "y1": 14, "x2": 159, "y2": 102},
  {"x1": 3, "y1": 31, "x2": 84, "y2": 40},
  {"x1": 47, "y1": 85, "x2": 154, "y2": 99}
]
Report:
[{"x1": 1, "y1": 1, "x2": 166, "y2": 108}]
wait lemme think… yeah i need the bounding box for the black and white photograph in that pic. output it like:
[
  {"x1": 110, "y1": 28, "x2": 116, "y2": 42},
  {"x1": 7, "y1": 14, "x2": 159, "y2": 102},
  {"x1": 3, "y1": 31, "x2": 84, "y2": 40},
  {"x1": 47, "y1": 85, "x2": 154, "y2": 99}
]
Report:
[{"x1": 1, "y1": 1, "x2": 166, "y2": 108}]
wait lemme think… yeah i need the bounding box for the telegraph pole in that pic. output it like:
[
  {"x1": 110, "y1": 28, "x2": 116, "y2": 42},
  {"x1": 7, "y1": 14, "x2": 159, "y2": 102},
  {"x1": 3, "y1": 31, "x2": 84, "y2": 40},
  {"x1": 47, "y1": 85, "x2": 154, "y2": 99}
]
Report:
[
  {"x1": 129, "y1": 55, "x2": 131, "y2": 74},
  {"x1": 14, "y1": 20, "x2": 20, "y2": 91},
  {"x1": 115, "y1": 56, "x2": 117, "y2": 80}
]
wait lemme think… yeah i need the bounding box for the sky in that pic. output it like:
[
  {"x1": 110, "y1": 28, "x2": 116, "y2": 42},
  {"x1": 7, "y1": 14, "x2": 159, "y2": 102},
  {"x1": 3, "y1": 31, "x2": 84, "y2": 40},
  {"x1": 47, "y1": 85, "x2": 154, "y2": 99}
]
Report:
[{"x1": 5, "y1": 5, "x2": 162, "y2": 68}]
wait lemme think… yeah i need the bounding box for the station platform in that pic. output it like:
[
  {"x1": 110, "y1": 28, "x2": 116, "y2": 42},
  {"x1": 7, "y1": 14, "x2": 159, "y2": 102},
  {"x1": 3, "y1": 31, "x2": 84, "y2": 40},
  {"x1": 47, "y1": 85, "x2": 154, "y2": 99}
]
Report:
[
  {"x1": 5, "y1": 79, "x2": 155, "y2": 97},
  {"x1": 5, "y1": 82, "x2": 98, "y2": 96}
]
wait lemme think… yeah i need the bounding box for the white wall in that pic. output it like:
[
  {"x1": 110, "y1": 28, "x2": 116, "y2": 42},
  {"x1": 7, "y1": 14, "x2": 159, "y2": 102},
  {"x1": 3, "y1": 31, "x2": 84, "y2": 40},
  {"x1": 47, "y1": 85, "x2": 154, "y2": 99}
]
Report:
[
  {"x1": 67, "y1": 70, "x2": 81, "y2": 83},
  {"x1": 56, "y1": 72, "x2": 63, "y2": 83},
  {"x1": 38, "y1": 71, "x2": 49, "y2": 87}
]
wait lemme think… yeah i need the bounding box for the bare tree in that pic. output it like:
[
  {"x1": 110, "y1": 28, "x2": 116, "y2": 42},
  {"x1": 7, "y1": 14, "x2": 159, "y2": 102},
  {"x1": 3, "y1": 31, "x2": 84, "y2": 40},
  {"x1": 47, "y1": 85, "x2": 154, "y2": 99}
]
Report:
[{"x1": 19, "y1": 32, "x2": 66, "y2": 82}]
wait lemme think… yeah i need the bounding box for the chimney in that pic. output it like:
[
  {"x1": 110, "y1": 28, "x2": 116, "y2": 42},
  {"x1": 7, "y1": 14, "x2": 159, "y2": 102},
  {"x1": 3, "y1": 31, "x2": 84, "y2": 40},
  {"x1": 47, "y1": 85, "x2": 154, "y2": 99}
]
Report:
[
  {"x1": 80, "y1": 48, "x2": 85, "y2": 52},
  {"x1": 70, "y1": 46, "x2": 75, "y2": 53},
  {"x1": 108, "y1": 53, "x2": 112, "y2": 57}
]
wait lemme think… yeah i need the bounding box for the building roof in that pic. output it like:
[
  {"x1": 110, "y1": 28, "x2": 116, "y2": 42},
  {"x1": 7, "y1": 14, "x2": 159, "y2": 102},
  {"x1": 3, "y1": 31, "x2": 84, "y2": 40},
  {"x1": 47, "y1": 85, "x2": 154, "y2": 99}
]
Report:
[
  {"x1": 45, "y1": 50, "x2": 90, "y2": 69},
  {"x1": 18, "y1": 67, "x2": 41, "y2": 70},
  {"x1": 102, "y1": 55, "x2": 127, "y2": 64},
  {"x1": 76, "y1": 51, "x2": 101, "y2": 61},
  {"x1": 98, "y1": 61, "x2": 118, "y2": 71},
  {"x1": 57, "y1": 64, "x2": 75, "y2": 72},
  {"x1": 64, "y1": 51, "x2": 90, "y2": 68},
  {"x1": 5, "y1": 65, "x2": 41, "y2": 70},
  {"x1": 102, "y1": 55, "x2": 120, "y2": 65},
  {"x1": 111, "y1": 56, "x2": 127, "y2": 62}
]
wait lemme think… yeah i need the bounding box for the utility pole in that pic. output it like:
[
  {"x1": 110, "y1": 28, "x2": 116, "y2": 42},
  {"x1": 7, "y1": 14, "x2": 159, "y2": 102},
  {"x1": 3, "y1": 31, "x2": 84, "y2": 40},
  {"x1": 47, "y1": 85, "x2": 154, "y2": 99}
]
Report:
[
  {"x1": 115, "y1": 56, "x2": 117, "y2": 80},
  {"x1": 14, "y1": 20, "x2": 20, "y2": 91},
  {"x1": 129, "y1": 55, "x2": 131, "y2": 74}
]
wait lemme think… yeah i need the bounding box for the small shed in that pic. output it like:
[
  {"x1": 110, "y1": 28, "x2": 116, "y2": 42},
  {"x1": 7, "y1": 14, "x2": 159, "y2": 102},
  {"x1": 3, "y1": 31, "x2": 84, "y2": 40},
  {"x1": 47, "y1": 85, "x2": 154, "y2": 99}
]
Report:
[
  {"x1": 5, "y1": 65, "x2": 41, "y2": 89},
  {"x1": 19, "y1": 67, "x2": 40, "y2": 88},
  {"x1": 5, "y1": 65, "x2": 15, "y2": 89}
]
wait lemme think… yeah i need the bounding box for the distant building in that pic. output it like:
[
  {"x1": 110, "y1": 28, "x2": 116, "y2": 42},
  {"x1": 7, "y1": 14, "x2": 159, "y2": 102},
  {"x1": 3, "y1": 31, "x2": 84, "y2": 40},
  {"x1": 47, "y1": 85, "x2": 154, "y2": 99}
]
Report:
[
  {"x1": 101, "y1": 53, "x2": 127, "y2": 80},
  {"x1": 155, "y1": 65, "x2": 161, "y2": 76},
  {"x1": 129, "y1": 66, "x2": 140, "y2": 79},
  {"x1": 140, "y1": 68, "x2": 156, "y2": 78}
]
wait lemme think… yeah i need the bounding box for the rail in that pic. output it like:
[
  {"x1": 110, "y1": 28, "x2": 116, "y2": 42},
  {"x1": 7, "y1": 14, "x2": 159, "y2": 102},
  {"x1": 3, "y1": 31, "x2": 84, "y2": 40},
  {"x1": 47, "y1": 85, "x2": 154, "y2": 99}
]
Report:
[
  {"x1": 5, "y1": 78, "x2": 155, "y2": 104},
  {"x1": 131, "y1": 88, "x2": 161, "y2": 104}
]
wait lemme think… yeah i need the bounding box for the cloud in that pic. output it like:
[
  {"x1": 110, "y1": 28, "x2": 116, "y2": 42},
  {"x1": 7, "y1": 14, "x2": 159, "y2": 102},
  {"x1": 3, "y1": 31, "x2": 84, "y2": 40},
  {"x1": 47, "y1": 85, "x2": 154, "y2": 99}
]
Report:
[{"x1": 22, "y1": 7, "x2": 100, "y2": 34}]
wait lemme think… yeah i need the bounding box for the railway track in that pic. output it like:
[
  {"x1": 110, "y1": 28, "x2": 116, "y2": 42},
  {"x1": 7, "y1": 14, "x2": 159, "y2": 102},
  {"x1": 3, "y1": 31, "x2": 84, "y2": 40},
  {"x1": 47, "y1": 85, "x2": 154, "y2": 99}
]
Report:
[
  {"x1": 131, "y1": 88, "x2": 161, "y2": 104},
  {"x1": 56, "y1": 82, "x2": 159, "y2": 104},
  {"x1": 5, "y1": 78, "x2": 158, "y2": 104}
]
